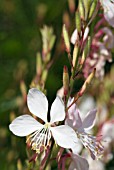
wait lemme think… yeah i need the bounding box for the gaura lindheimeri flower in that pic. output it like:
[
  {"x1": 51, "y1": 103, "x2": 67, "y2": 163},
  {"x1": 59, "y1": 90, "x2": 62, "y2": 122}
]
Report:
[
  {"x1": 100, "y1": 119, "x2": 114, "y2": 162},
  {"x1": 83, "y1": 26, "x2": 114, "y2": 80},
  {"x1": 9, "y1": 88, "x2": 78, "y2": 153},
  {"x1": 83, "y1": 150, "x2": 105, "y2": 170},
  {"x1": 66, "y1": 98, "x2": 104, "y2": 160},
  {"x1": 101, "y1": 0, "x2": 114, "y2": 27},
  {"x1": 68, "y1": 146, "x2": 89, "y2": 170}
]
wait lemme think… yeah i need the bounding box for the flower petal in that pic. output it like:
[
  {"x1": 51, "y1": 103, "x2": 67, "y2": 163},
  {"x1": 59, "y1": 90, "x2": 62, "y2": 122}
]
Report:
[
  {"x1": 71, "y1": 29, "x2": 78, "y2": 45},
  {"x1": 71, "y1": 142, "x2": 83, "y2": 154},
  {"x1": 82, "y1": 109, "x2": 97, "y2": 130},
  {"x1": 50, "y1": 125, "x2": 78, "y2": 149},
  {"x1": 9, "y1": 115, "x2": 43, "y2": 136},
  {"x1": 50, "y1": 96, "x2": 65, "y2": 123},
  {"x1": 103, "y1": 0, "x2": 114, "y2": 27},
  {"x1": 66, "y1": 110, "x2": 82, "y2": 130},
  {"x1": 69, "y1": 153, "x2": 89, "y2": 170},
  {"x1": 27, "y1": 88, "x2": 48, "y2": 122}
]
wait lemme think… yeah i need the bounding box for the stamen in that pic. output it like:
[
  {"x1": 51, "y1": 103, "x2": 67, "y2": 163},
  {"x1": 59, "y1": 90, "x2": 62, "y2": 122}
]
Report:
[
  {"x1": 77, "y1": 132, "x2": 104, "y2": 159},
  {"x1": 26, "y1": 123, "x2": 52, "y2": 153}
]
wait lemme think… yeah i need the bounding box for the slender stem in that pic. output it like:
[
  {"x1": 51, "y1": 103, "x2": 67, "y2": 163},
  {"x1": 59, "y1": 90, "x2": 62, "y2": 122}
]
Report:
[{"x1": 42, "y1": 140, "x2": 55, "y2": 170}]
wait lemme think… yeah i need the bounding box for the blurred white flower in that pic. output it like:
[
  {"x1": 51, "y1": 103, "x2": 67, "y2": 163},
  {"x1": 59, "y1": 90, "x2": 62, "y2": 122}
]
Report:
[
  {"x1": 79, "y1": 95, "x2": 96, "y2": 116},
  {"x1": 9, "y1": 88, "x2": 78, "y2": 153},
  {"x1": 101, "y1": 0, "x2": 114, "y2": 27},
  {"x1": 69, "y1": 150, "x2": 89, "y2": 170},
  {"x1": 101, "y1": 120, "x2": 114, "y2": 162},
  {"x1": 83, "y1": 150, "x2": 105, "y2": 170},
  {"x1": 102, "y1": 120, "x2": 114, "y2": 140},
  {"x1": 66, "y1": 98, "x2": 103, "y2": 159},
  {"x1": 83, "y1": 27, "x2": 114, "y2": 80}
]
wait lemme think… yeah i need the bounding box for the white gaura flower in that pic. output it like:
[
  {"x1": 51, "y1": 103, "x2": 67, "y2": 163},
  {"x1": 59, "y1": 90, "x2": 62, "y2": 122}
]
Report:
[
  {"x1": 69, "y1": 152, "x2": 89, "y2": 170},
  {"x1": 66, "y1": 98, "x2": 104, "y2": 160},
  {"x1": 68, "y1": 145, "x2": 89, "y2": 170},
  {"x1": 9, "y1": 88, "x2": 78, "y2": 153},
  {"x1": 101, "y1": 0, "x2": 114, "y2": 27}
]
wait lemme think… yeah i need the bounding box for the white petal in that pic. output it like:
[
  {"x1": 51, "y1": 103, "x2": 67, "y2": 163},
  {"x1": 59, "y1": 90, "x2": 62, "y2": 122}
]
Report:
[
  {"x1": 71, "y1": 29, "x2": 79, "y2": 45},
  {"x1": 27, "y1": 88, "x2": 48, "y2": 122},
  {"x1": 50, "y1": 125, "x2": 78, "y2": 149},
  {"x1": 65, "y1": 110, "x2": 82, "y2": 130},
  {"x1": 82, "y1": 109, "x2": 97, "y2": 130},
  {"x1": 50, "y1": 96, "x2": 65, "y2": 123},
  {"x1": 71, "y1": 141, "x2": 83, "y2": 154},
  {"x1": 9, "y1": 115, "x2": 43, "y2": 136},
  {"x1": 69, "y1": 161, "x2": 77, "y2": 170},
  {"x1": 73, "y1": 110, "x2": 82, "y2": 128},
  {"x1": 83, "y1": 27, "x2": 89, "y2": 41},
  {"x1": 69, "y1": 153, "x2": 89, "y2": 170},
  {"x1": 67, "y1": 97, "x2": 75, "y2": 117},
  {"x1": 102, "y1": 0, "x2": 114, "y2": 27}
]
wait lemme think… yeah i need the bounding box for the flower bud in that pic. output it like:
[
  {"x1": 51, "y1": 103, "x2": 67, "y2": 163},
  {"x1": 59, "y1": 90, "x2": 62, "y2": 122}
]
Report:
[
  {"x1": 89, "y1": 0, "x2": 98, "y2": 19},
  {"x1": 63, "y1": 65, "x2": 69, "y2": 96},
  {"x1": 75, "y1": 10, "x2": 81, "y2": 33},
  {"x1": 36, "y1": 52, "x2": 42, "y2": 76},
  {"x1": 80, "y1": 36, "x2": 90, "y2": 66},
  {"x1": 41, "y1": 26, "x2": 55, "y2": 62},
  {"x1": 83, "y1": 0, "x2": 92, "y2": 20},
  {"x1": 73, "y1": 43, "x2": 79, "y2": 67},
  {"x1": 78, "y1": 0, "x2": 85, "y2": 20},
  {"x1": 49, "y1": 34, "x2": 56, "y2": 51},
  {"x1": 79, "y1": 68, "x2": 96, "y2": 96},
  {"x1": 63, "y1": 24, "x2": 71, "y2": 53},
  {"x1": 41, "y1": 69, "x2": 48, "y2": 84}
]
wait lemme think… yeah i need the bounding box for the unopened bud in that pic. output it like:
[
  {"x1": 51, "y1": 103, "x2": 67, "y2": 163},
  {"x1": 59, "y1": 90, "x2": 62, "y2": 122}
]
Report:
[
  {"x1": 89, "y1": 0, "x2": 98, "y2": 19},
  {"x1": 73, "y1": 44, "x2": 79, "y2": 67},
  {"x1": 63, "y1": 66, "x2": 69, "y2": 96},
  {"x1": 75, "y1": 11, "x2": 81, "y2": 33},
  {"x1": 36, "y1": 52, "x2": 42, "y2": 76},
  {"x1": 83, "y1": 0, "x2": 91, "y2": 20},
  {"x1": 41, "y1": 69, "x2": 48, "y2": 83},
  {"x1": 80, "y1": 36, "x2": 90, "y2": 66},
  {"x1": 49, "y1": 35, "x2": 56, "y2": 51},
  {"x1": 79, "y1": 68, "x2": 96, "y2": 96},
  {"x1": 63, "y1": 24, "x2": 71, "y2": 53},
  {"x1": 78, "y1": 0, "x2": 85, "y2": 20}
]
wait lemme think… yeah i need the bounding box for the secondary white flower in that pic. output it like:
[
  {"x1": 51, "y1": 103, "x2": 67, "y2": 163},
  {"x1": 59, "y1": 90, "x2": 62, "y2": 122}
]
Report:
[
  {"x1": 101, "y1": 0, "x2": 114, "y2": 27},
  {"x1": 68, "y1": 147, "x2": 89, "y2": 170},
  {"x1": 69, "y1": 153, "x2": 89, "y2": 170},
  {"x1": 9, "y1": 88, "x2": 78, "y2": 153},
  {"x1": 100, "y1": 120, "x2": 114, "y2": 162},
  {"x1": 83, "y1": 150, "x2": 105, "y2": 170},
  {"x1": 66, "y1": 98, "x2": 104, "y2": 159}
]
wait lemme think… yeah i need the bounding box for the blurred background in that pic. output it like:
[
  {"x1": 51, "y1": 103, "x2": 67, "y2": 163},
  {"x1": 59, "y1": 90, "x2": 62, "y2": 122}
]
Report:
[
  {"x1": 0, "y1": 0, "x2": 70, "y2": 169},
  {"x1": 0, "y1": 0, "x2": 114, "y2": 170}
]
